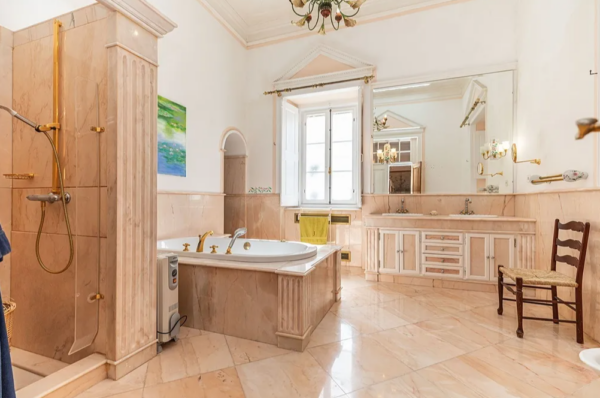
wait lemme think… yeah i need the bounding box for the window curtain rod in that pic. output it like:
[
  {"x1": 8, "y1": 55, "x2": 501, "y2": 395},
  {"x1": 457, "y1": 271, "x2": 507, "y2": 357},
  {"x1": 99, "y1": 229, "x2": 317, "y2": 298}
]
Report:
[{"x1": 263, "y1": 75, "x2": 375, "y2": 97}]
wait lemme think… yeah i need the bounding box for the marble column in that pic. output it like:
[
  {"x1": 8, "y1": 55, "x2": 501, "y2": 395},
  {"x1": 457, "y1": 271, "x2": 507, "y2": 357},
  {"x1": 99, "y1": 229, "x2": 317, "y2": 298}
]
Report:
[
  {"x1": 0, "y1": 26, "x2": 12, "y2": 297},
  {"x1": 98, "y1": 0, "x2": 176, "y2": 380}
]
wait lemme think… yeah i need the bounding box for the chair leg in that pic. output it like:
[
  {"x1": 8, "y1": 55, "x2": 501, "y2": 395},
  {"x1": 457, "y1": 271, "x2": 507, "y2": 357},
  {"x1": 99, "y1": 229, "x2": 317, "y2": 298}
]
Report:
[
  {"x1": 551, "y1": 286, "x2": 559, "y2": 324},
  {"x1": 516, "y1": 277, "x2": 524, "y2": 338},
  {"x1": 497, "y1": 266, "x2": 504, "y2": 316},
  {"x1": 576, "y1": 287, "x2": 584, "y2": 344}
]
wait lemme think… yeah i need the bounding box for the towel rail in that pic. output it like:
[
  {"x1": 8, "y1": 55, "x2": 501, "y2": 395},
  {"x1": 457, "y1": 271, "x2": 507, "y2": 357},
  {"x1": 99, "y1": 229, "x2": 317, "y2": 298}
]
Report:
[{"x1": 294, "y1": 213, "x2": 351, "y2": 225}]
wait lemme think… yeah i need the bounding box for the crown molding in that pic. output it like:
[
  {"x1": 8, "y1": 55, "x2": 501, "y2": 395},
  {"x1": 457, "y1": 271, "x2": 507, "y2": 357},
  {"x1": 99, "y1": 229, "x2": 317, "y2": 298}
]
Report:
[{"x1": 98, "y1": 0, "x2": 177, "y2": 37}]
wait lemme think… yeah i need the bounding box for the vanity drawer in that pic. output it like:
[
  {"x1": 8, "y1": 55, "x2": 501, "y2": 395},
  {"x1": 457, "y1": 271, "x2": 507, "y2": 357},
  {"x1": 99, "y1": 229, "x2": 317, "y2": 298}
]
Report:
[
  {"x1": 422, "y1": 232, "x2": 463, "y2": 244},
  {"x1": 423, "y1": 243, "x2": 463, "y2": 256},
  {"x1": 423, "y1": 266, "x2": 463, "y2": 278},
  {"x1": 421, "y1": 254, "x2": 463, "y2": 266}
]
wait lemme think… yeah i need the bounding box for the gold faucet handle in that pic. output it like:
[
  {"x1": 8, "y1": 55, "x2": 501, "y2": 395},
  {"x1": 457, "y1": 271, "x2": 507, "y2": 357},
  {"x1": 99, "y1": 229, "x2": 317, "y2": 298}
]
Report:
[
  {"x1": 210, "y1": 245, "x2": 218, "y2": 254},
  {"x1": 183, "y1": 243, "x2": 190, "y2": 252}
]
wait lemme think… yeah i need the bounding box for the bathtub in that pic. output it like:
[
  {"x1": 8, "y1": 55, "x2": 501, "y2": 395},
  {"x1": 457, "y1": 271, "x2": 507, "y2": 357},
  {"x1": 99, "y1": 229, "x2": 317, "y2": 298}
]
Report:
[{"x1": 157, "y1": 237, "x2": 318, "y2": 263}]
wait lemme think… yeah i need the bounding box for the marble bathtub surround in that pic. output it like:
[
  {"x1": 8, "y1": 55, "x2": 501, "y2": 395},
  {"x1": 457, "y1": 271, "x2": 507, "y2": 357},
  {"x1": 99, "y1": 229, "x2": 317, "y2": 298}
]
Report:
[
  {"x1": 224, "y1": 194, "x2": 281, "y2": 239},
  {"x1": 0, "y1": 25, "x2": 12, "y2": 297},
  {"x1": 72, "y1": 274, "x2": 600, "y2": 398},
  {"x1": 178, "y1": 247, "x2": 341, "y2": 351}
]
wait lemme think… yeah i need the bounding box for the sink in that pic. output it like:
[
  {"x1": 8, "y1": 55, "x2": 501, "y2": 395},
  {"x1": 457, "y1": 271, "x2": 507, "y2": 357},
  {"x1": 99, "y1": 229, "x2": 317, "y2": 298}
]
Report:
[
  {"x1": 382, "y1": 213, "x2": 424, "y2": 217},
  {"x1": 449, "y1": 214, "x2": 499, "y2": 218}
]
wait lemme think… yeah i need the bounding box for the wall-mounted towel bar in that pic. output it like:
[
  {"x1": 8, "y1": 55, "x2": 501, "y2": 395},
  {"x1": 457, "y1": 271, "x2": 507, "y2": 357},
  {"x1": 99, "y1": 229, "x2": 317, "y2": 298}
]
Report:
[
  {"x1": 528, "y1": 170, "x2": 588, "y2": 185},
  {"x1": 294, "y1": 213, "x2": 351, "y2": 225}
]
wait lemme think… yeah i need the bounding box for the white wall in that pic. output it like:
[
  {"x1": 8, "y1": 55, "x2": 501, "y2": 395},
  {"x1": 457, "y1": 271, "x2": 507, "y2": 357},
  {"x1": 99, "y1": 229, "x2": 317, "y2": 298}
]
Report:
[
  {"x1": 244, "y1": 0, "x2": 518, "y2": 190},
  {"x1": 0, "y1": 0, "x2": 95, "y2": 31},
  {"x1": 514, "y1": 0, "x2": 596, "y2": 193},
  {"x1": 148, "y1": 0, "x2": 247, "y2": 193}
]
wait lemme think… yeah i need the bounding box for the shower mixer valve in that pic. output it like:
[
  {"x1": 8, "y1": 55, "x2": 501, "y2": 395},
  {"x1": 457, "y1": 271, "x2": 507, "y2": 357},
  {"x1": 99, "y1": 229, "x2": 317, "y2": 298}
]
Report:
[{"x1": 26, "y1": 192, "x2": 71, "y2": 204}]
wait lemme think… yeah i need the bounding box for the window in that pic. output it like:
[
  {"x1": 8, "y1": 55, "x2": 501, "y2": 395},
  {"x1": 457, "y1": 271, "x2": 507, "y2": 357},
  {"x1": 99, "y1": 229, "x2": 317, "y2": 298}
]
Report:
[{"x1": 300, "y1": 106, "x2": 359, "y2": 206}]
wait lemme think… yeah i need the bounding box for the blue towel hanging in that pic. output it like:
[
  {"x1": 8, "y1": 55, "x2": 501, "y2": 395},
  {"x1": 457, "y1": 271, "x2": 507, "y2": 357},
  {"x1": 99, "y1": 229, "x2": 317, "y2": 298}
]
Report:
[{"x1": 0, "y1": 224, "x2": 10, "y2": 263}]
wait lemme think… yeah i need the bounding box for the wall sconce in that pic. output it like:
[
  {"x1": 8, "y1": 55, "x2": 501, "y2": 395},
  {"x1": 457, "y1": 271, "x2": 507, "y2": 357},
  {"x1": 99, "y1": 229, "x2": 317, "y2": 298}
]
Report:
[
  {"x1": 576, "y1": 118, "x2": 600, "y2": 139},
  {"x1": 511, "y1": 143, "x2": 541, "y2": 165},
  {"x1": 377, "y1": 149, "x2": 384, "y2": 163},
  {"x1": 477, "y1": 162, "x2": 503, "y2": 177},
  {"x1": 374, "y1": 115, "x2": 389, "y2": 132},
  {"x1": 480, "y1": 139, "x2": 509, "y2": 160}
]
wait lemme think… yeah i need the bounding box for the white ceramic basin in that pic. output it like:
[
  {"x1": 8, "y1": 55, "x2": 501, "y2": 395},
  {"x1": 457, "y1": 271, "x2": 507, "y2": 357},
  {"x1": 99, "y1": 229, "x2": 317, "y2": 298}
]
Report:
[
  {"x1": 449, "y1": 214, "x2": 499, "y2": 218},
  {"x1": 580, "y1": 349, "x2": 600, "y2": 371},
  {"x1": 382, "y1": 213, "x2": 424, "y2": 217}
]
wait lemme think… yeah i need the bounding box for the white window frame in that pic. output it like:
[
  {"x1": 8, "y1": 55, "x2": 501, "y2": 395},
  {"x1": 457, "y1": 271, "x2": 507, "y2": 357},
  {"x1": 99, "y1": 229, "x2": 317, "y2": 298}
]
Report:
[{"x1": 300, "y1": 105, "x2": 360, "y2": 207}]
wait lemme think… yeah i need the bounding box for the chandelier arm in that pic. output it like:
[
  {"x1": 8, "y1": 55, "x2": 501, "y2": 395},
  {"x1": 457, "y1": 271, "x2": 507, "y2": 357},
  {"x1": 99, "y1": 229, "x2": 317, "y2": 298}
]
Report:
[
  {"x1": 307, "y1": 11, "x2": 321, "y2": 31},
  {"x1": 341, "y1": 8, "x2": 361, "y2": 18},
  {"x1": 330, "y1": 14, "x2": 341, "y2": 30},
  {"x1": 289, "y1": 0, "x2": 306, "y2": 17}
]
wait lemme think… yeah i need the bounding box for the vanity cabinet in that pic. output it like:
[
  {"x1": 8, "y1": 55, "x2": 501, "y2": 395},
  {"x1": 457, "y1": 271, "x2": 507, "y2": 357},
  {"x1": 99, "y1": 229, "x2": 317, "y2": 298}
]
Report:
[
  {"x1": 374, "y1": 229, "x2": 523, "y2": 282},
  {"x1": 465, "y1": 234, "x2": 515, "y2": 281},
  {"x1": 379, "y1": 230, "x2": 420, "y2": 275}
]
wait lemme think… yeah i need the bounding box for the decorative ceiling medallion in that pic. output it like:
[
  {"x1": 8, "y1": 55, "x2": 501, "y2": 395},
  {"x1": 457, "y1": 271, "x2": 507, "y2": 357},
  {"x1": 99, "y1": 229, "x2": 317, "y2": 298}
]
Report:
[{"x1": 290, "y1": 0, "x2": 366, "y2": 35}]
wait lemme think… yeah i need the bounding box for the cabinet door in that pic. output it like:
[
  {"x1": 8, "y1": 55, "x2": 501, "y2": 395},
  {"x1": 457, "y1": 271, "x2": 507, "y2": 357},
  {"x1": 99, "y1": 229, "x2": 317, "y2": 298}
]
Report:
[
  {"x1": 399, "y1": 232, "x2": 420, "y2": 275},
  {"x1": 379, "y1": 231, "x2": 399, "y2": 273},
  {"x1": 490, "y1": 235, "x2": 515, "y2": 278},
  {"x1": 466, "y1": 234, "x2": 490, "y2": 281}
]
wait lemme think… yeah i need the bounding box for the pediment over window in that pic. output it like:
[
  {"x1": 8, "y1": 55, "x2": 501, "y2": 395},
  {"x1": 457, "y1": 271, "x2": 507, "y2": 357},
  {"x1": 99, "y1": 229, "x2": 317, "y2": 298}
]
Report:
[
  {"x1": 374, "y1": 111, "x2": 425, "y2": 133},
  {"x1": 274, "y1": 45, "x2": 375, "y2": 91}
]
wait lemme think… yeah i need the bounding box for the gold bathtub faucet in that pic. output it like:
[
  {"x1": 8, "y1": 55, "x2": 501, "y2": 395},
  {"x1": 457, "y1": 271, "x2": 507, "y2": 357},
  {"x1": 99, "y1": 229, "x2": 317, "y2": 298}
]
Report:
[{"x1": 197, "y1": 231, "x2": 214, "y2": 252}]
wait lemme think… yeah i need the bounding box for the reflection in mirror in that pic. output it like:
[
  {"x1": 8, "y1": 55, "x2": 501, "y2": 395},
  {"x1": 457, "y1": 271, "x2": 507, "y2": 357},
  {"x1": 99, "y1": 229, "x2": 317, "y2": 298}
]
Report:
[{"x1": 372, "y1": 71, "x2": 514, "y2": 194}]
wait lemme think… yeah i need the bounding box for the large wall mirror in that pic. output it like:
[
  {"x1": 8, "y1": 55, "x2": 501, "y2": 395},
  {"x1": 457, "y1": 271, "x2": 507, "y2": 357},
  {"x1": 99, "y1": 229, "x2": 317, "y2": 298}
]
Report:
[{"x1": 372, "y1": 70, "x2": 515, "y2": 194}]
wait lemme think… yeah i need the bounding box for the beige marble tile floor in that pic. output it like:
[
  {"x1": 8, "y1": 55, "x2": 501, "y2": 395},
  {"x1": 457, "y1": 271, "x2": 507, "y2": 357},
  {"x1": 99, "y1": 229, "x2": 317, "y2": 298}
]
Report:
[{"x1": 75, "y1": 273, "x2": 600, "y2": 398}]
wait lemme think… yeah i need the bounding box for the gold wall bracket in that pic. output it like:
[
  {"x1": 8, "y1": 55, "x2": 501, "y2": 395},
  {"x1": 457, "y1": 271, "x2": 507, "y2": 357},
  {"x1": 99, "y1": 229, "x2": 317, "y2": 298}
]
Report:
[
  {"x1": 89, "y1": 293, "x2": 105, "y2": 302},
  {"x1": 3, "y1": 173, "x2": 34, "y2": 180},
  {"x1": 511, "y1": 144, "x2": 541, "y2": 165},
  {"x1": 90, "y1": 126, "x2": 105, "y2": 133}
]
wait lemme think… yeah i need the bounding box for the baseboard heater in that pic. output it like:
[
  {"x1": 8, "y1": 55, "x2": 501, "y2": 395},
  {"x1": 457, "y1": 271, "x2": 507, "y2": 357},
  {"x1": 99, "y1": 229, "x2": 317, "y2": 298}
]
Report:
[
  {"x1": 341, "y1": 251, "x2": 352, "y2": 261},
  {"x1": 294, "y1": 213, "x2": 351, "y2": 225}
]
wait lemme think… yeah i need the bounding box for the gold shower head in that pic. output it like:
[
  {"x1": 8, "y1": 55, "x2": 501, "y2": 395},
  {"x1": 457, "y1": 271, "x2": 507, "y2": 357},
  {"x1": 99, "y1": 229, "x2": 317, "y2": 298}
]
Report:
[{"x1": 576, "y1": 118, "x2": 600, "y2": 140}]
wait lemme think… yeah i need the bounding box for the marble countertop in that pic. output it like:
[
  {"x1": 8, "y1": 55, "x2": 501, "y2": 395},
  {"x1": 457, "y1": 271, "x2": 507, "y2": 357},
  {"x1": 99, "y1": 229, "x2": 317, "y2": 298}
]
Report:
[
  {"x1": 365, "y1": 214, "x2": 537, "y2": 222},
  {"x1": 177, "y1": 244, "x2": 342, "y2": 276}
]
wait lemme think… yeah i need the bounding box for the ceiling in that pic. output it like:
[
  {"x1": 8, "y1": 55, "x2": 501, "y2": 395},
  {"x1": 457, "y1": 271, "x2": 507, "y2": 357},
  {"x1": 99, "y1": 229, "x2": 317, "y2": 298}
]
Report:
[
  {"x1": 199, "y1": 0, "x2": 458, "y2": 46},
  {"x1": 374, "y1": 76, "x2": 473, "y2": 107}
]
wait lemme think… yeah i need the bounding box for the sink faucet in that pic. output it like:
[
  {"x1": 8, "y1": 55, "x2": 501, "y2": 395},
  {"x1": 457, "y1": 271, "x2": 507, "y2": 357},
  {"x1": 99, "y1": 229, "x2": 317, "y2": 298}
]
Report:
[
  {"x1": 197, "y1": 231, "x2": 214, "y2": 252},
  {"x1": 226, "y1": 227, "x2": 247, "y2": 255},
  {"x1": 397, "y1": 198, "x2": 409, "y2": 214},
  {"x1": 460, "y1": 198, "x2": 474, "y2": 215}
]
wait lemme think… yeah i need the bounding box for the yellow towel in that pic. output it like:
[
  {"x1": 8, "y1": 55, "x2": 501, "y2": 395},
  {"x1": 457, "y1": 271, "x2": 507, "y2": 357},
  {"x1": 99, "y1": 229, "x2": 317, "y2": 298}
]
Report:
[{"x1": 300, "y1": 216, "x2": 329, "y2": 245}]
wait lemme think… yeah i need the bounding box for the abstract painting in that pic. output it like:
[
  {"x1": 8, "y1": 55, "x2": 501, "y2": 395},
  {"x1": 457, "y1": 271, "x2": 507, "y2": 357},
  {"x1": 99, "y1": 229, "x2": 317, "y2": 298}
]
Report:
[{"x1": 158, "y1": 95, "x2": 187, "y2": 177}]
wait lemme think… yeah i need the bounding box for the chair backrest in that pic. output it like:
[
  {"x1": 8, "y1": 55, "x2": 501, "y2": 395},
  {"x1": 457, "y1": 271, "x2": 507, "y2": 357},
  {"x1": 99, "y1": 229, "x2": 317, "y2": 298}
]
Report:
[{"x1": 551, "y1": 219, "x2": 591, "y2": 284}]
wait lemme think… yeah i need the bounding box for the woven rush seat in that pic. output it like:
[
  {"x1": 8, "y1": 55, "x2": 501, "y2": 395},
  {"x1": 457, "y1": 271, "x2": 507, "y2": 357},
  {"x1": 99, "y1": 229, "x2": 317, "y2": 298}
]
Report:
[{"x1": 499, "y1": 267, "x2": 578, "y2": 288}]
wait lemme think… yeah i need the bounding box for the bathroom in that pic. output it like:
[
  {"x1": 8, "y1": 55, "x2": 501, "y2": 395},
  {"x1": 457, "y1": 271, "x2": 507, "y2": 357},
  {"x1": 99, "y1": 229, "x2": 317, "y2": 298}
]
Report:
[{"x1": 0, "y1": 0, "x2": 599, "y2": 397}]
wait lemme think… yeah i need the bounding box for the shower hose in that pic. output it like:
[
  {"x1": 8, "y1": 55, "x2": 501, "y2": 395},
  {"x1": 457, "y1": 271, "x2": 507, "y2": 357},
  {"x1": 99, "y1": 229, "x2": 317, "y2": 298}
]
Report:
[{"x1": 35, "y1": 131, "x2": 74, "y2": 274}]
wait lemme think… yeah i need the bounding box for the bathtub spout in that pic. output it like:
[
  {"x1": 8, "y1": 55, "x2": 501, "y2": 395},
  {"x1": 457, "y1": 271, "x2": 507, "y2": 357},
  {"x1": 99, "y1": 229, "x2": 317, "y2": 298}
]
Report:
[{"x1": 226, "y1": 228, "x2": 247, "y2": 255}]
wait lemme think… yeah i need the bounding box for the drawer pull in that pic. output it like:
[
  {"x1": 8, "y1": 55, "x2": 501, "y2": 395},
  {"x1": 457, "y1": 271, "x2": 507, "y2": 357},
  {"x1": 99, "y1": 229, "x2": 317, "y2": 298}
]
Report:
[
  {"x1": 441, "y1": 259, "x2": 445, "y2": 263},
  {"x1": 441, "y1": 269, "x2": 445, "y2": 274},
  {"x1": 441, "y1": 237, "x2": 445, "y2": 241},
  {"x1": 441, "y1": 248, "x2": 445, "y2": 252}
]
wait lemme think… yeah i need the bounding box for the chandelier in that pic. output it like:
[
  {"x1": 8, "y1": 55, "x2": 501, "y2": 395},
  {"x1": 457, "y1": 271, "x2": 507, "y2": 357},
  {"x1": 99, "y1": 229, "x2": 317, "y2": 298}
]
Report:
[{"x1": 290, "y1": 0, "x2": 366, "y2": 35}]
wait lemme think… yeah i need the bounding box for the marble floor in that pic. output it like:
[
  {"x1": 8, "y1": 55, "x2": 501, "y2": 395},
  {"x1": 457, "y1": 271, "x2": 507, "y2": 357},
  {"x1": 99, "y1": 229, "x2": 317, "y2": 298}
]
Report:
[{"x1": 75, "y1": 270, "x2": 600, "y2": 398}]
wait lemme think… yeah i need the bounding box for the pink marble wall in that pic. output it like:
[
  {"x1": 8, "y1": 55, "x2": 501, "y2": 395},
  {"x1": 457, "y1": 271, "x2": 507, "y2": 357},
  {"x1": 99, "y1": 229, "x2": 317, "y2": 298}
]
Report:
[
  {"x1": 514, "y1": 190, "x2": 600, "y2": 343},
  {"x1": 0, "y1": 26, "x2": 13, "y2": 297},
  {"x1": 157, "y1": 193, "x2": 225, "y2": 240},
  {"x1": 10, "y1": 7, "x2": 109, "y2": 363},
  {"x1": 224, "y1": 194, "x2": 281, "y2": 239}
]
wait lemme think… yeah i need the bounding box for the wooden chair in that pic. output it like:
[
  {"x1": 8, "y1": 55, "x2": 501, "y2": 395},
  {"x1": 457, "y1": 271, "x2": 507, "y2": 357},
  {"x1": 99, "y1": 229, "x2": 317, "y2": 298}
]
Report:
[{"x1": 497, "y1": 219, "x2": 590, "y2": 344}]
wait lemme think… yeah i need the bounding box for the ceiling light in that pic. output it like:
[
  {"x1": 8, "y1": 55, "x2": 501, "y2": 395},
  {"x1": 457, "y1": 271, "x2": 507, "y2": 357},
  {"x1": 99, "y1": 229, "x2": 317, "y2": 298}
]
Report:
[{"x1": 290, "y1": 0, "x2": 366, "y2": 35}]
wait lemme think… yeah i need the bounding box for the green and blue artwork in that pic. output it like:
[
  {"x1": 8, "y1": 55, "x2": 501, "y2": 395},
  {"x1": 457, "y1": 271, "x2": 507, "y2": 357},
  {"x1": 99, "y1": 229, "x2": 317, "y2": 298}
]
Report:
[{"x1": 158, "y1": 95, "x2": 187, "y2": 177}]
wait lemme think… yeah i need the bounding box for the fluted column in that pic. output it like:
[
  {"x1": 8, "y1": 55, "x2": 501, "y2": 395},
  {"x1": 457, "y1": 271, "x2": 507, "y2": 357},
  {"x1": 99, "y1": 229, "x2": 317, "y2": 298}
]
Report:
[{"x1": 100, "y1": 0, "x2": 176, "y2": 380}]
